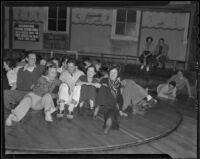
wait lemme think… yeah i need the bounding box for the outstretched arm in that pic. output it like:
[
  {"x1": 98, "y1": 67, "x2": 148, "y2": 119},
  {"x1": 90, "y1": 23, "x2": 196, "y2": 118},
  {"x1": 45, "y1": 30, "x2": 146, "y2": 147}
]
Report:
[{"x1": 185, "y1": 79, "x2": 193, "y2": 98}]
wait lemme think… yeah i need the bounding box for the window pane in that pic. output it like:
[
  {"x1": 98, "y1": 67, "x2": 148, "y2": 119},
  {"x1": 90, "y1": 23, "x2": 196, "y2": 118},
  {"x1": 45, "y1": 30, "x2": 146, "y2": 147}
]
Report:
[
  {"x1": 58, "y1": 7, "x2": 67, "y2": 19},
  {"x1": 115, "y1": 22, "x2": 125, "y2": 35},
  {"x1": 125, "y1": 22, "x2": 136, "y2": 36},
  {"x1": 127, "y1": 10, "x2": 136, "y2": 22},
  {"x1": 48, "y1": 19, "x2": 57, "y2": 31},
  {"x1": 49, "y1": 7, "x2": 57, "y2": 19},
  {"x1": 116, "y1": 9, "x2": 126, "y2": 22},
  {"x1": 58, "y1": 20, "x2": 66, "y2": 31}
]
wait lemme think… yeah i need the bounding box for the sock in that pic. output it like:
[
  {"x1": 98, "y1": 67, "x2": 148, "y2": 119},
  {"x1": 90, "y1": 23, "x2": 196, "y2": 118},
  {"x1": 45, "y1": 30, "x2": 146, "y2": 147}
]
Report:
[{"x1": 146, "y1": 95, "x2": 152, "y2": 101}]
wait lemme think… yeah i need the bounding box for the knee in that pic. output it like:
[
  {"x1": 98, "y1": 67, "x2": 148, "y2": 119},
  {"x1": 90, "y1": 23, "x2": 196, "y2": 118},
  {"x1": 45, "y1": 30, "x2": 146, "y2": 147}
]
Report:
[
  {"x1": 4, "y1": 90, "x2": 10, "y2": 98},
  {"x1": 42, "y1": 93, "x2": 52, "y2": 100},
  {"x1": 59, "y1": 83, "x2": 69, "y2": 91}
]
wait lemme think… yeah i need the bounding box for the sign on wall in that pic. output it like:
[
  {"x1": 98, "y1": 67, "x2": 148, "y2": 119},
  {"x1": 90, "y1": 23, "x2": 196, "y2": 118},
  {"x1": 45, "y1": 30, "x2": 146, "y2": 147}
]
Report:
[
  {"x1": 43, "y1": 33, "x2": 68, "y2": 50},
  {"x1": 14, "y1": 23, "x2": 39, "y2": 41},
  {"x1": 72, "y1": 8, "x2": 112, "y2": 25}
]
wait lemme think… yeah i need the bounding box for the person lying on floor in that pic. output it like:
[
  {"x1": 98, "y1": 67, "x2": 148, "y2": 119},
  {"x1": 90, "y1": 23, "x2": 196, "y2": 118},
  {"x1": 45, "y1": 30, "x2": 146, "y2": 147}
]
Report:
[
  {"x1": 57, "y1": 59, "x2": 84, "y2": 119},
  {"x1": 157, "y1": 81, "x2": 177, "y2": 100},
  {"x1": 93, "y1": 65, "x2": 128, "y2": 134},
  {"x1": 120, "y1": 79, "x2": 157, "y2": 115},
  {"x1": 75, "y1": 65, "x2": 101, "y2": 115},
  {"x1": 5, "y1": 64, "x2": 61, "y2": 126},
  {"x1": 167, "y1": 70, "x2": 194, "y2": 99}
]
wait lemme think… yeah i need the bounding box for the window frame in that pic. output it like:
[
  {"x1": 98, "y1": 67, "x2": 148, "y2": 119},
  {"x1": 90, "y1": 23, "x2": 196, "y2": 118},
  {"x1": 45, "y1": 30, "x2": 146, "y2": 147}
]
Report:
[
  {"x1": 46, "y1": 7, "x2": 70, "y2": 33},
  {"x1": 111, "y1": 9, "x2": 141, "y2": 41}
]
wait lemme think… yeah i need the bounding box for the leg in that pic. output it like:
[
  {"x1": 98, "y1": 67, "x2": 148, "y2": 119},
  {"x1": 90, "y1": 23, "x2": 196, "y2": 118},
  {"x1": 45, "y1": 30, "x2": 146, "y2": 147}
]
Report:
[
  {"x1": 146, "y1": 55, "x2": 153, "y2": 71},
  {"x1": 139, "y1": 54, "x2": 145, "y2": 69},
  {"x1": 67, "y1": 85, "x2": 82, "y2": 119},
  {"x1": 160, "y1": 56, "x2": 166, "y2": 69},
  {"x1": 87, "y1": 86, "x2": 96, "y2": 109},
  {"x1": 40, "y1": 93, "x2": 56, "y2": 122},
  {"x1": 121, "y1": 80, "x2": 133, "y2": 111},
  {"x1": 58, "y1": 83, "x2": 72, "y2": 104},
  {"x1": 58, "y1": 83, "x2": 72, "y2": 117},
  {"x1": 4, "y1": 90, "x2": 28, "y2": 109},
  {"x1": 5, "y1": 92, "x2": 39, "y2": 126},
  {"x1": 104, "y1": 117, "x2": 112, "y2": 134},
  {"x1": 94, "y1": 105, "x2": 100, "y2": 117}
]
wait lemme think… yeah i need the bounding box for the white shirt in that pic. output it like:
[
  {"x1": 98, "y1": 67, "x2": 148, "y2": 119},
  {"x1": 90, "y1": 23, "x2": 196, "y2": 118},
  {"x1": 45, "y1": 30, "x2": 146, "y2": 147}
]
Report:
[
  {"x1": 23, "y1": 64, "x2": 37, "y2": 72},
  {"x1": 59, "y1": 69, "x2": 84, "y2": 91},
  {"x1": 7, "y1": 66, "x2": 21, "y2": 86}
]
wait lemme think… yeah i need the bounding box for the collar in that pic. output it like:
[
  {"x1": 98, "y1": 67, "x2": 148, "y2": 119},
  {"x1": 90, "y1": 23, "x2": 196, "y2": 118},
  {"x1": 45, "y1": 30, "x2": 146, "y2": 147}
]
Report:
[{"x1": 23, "y1": 64, "x2": 37, "y2": 72}]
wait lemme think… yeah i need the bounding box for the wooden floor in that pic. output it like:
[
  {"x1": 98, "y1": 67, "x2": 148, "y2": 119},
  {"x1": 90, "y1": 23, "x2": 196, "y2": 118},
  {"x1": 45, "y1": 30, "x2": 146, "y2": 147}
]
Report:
[{"x1": 4, "y1": 96, "x2": 197, "y2": 158}]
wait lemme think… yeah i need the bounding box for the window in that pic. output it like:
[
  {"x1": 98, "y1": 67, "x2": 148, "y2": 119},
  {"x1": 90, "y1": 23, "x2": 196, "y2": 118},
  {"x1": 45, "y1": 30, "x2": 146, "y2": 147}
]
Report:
[
  {"x1": 48, "y1": 7, "x2": 67, "y2": 32},
  {"x1": 111, "y1": 9, "x2": 141, "y2": 41}
]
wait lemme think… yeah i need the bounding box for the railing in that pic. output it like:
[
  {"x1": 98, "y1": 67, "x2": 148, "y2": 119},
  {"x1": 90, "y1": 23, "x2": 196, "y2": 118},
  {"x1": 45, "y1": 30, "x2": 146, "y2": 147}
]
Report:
[{"x1": 3, "y1": 49, "x2": 186, "y2": 70}]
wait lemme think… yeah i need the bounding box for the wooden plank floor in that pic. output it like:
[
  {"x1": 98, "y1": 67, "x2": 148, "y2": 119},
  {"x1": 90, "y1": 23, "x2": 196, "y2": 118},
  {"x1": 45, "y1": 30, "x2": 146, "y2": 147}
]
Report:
[
  {"x1": 4, "y1": 98, "x2": 185, "y2": 155},
  {"x1": 101, "y1": 98, "x2": 197, "y2": 158}
]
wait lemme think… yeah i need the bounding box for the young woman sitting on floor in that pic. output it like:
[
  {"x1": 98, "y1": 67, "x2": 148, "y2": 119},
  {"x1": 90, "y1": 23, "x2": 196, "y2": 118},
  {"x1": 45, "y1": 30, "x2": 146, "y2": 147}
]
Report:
[
  {"x1": 94, "y1": 65, "x2": 128, "y2": 134},
  {"x1": 5, "y1": 64, "x2": 61, "y2": 126},
  {"x1": 75, "y1": 65, "x2": 101, "y2": 115}
]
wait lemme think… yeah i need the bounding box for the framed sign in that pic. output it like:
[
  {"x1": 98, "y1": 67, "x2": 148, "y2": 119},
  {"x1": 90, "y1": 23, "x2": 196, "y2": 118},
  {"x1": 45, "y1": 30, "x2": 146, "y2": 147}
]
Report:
[
  {"x1": 14, "y1": 23, "x2": 39, "y2": 41},
  {"x1": 43, "y1": 33, "x2": 68, "y2": 50}
]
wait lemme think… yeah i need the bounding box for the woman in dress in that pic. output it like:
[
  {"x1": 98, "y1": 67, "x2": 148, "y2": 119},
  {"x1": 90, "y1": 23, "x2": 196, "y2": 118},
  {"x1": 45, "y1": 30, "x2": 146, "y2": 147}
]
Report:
[{"x1": 94, "y1": 65, "x2": 127, "y2": 134}]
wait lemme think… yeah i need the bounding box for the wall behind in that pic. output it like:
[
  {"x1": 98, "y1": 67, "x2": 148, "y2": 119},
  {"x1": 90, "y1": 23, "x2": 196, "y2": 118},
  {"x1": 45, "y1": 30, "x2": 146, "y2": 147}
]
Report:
[{"x1": 70, "y1": 7, "x2": 138, "y2": 56}]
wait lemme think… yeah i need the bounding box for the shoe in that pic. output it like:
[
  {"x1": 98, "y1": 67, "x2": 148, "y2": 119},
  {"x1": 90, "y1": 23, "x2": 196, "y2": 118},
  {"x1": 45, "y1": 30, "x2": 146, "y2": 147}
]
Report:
[
  {"x1": 49, "y1": 107, "x2": 56, "y2": 114},
  {"x1": 57, "y1": 113, "x2": 64, "y2": 118},
  {"x1": 45, "y1": 112, "x2": 53, "y2": 122},
  {"x1": 5, "y1": 114, "x2": 15, "y2": 126},
  {"x1": 119, "y1": 111, "x2": 128, "y2": 117},
  {"x1": 146, "y1": 66, "x2": 150, "y2": 72},
  {"x1": 66, "y1": 114, "x2": 74, "y2": 120},
  {"x1": 140, "y1": 65, "x2": 144, "y2": 70},
  {"x1": 147, "y1": 99, "x2": 157, "y2": 107}
]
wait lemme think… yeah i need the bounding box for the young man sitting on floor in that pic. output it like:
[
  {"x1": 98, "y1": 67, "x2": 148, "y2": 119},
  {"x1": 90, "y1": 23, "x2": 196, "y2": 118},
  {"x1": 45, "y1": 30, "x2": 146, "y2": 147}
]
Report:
[
  {"x1": 57, "y1": 59, "x2": 84, "y2": 119},
  {"x1": 4, "y1": 52, "x2": 45, "y2": 110},
  {"x1": 157, "y1": 81, "x2": 177, "y2": 100}
]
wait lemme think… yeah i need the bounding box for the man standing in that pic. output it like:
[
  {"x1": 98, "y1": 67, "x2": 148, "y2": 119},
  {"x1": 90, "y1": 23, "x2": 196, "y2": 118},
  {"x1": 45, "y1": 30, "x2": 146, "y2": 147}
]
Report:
[{"x1": 4, "y1": 52, "x2": 45, "y2": 109}]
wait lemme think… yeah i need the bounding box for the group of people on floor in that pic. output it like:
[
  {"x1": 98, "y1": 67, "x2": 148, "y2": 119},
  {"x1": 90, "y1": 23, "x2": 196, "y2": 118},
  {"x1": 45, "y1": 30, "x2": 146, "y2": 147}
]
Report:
[
  {"x1": 3, "y1": 51, "x2": 193, "y2": 134},
  {"x1": 139, "y1": 36, "x2": 169, "y2": 72}
]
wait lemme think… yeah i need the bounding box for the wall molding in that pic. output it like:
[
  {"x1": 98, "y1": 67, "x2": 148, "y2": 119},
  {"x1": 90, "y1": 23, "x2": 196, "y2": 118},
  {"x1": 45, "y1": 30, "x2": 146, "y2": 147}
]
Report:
[
  {"x1": 71, "y1": 22, "x2": 111, "y2": 26},
  {"x1": 141, "y1": 26, "x2": 184, "y2": 31}
]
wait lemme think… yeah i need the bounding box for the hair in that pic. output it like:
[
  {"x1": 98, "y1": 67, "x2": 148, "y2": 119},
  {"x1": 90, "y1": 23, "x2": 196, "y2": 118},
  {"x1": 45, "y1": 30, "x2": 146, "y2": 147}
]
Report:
[
  {"x1": 50, "y1": 57, "x2": 60, "y2": 66},
  {"x1": 176, "y1": 69, "x2": 184, "y2": 74},
  {"x1": 83, "y1": 57, "x2": 91, "y2": 63},
  {"x1": 61, "y1": 55, "x2": 69, "y2": 65},
  {"x1": 36, "y1": 54, "x2": 43, "y2": 64},
  {"x1": 146, "y1": 36, "x2": 153, "y2": 42},
  {"x1": 86, "y1": 64, "x2": 97, "y2": 73},
  {"x1": 43, "y1": 63, "x2": 57, "y2": 76},
  {"x1": 169, "y1": 81, "x2": 176, "y2": 88},
  {"x1": 27, "y1": 51, "x2": 36, "y2": 58},
  {"x1": 3, "y1": 58, "x2": 16, "y2": 69},
  {"x1": 159, "y1": 38, "x2": 165, "y2": 42},
  {"x1": 108, "y1": 64, "x2": 120, "y2": 75},
  {"x1": 67, "y1": 58, "x2": 77, "y2": 66}
]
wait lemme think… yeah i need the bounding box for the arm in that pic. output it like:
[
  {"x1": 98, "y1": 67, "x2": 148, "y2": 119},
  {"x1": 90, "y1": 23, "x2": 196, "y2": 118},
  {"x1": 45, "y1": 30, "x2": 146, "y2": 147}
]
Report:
[
  {"x1": 167, "y1": 75, "x2": 176, "y2": 84},
  {"x1": 11, "y1": 82, "x2": 17, "y2": 90},
  {"x1": 185, "y1": 79, "x2": 193, "y2": 97}
]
